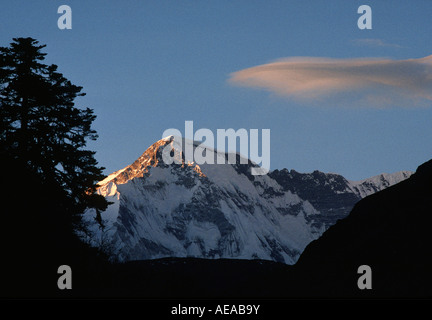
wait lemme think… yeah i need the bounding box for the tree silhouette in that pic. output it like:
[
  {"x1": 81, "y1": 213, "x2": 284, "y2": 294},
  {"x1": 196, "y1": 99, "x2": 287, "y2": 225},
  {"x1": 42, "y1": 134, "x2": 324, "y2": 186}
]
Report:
[
  {"x1": 0, "y1": 37, "x2": 108, "y2": 219},
  {"x1": 0, "y1": 38, "x2": 110, "y2": 297}
]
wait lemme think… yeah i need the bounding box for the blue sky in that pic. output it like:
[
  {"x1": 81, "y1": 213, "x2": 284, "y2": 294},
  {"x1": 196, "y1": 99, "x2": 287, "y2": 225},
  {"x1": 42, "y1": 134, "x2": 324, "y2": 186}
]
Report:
[{"x1": 1, "y1": 0, "x2": 432, "y2": 180}]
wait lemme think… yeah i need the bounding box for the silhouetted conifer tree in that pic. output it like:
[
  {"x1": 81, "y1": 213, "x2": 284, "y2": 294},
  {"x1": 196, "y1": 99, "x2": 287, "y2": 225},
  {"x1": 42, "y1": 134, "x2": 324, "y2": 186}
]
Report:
[
  {"x1": 0, "y1": 37, "x2": 112, "y2": 297},
  {"x1": 0, "y1": 37, "x2": 108, "y2": 219}
]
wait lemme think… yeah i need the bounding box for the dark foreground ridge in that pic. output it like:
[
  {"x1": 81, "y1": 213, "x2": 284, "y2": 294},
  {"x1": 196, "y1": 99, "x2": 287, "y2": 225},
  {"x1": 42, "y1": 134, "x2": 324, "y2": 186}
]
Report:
[
  {"x1": 106, "y1": 258, "x2": 292, "y2": 298},
  {"x1": 2, "y1": 157, "x2": 432, "y2": 299},
  {"x1": 292, "y1": 158, "x2": 432, "y2": 298}
]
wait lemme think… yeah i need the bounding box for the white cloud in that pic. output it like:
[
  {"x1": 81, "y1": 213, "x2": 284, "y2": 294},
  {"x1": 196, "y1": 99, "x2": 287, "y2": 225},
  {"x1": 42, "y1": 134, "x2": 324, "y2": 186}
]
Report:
[{"x1": 229, "y1": 55, "x2": 432, "y2": 107}]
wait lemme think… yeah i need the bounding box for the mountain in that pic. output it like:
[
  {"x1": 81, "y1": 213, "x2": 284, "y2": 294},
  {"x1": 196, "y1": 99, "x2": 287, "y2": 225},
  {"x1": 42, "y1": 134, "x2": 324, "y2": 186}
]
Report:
[
  {"x1": 288, "y1": 158, "x2": 432, "y2": 297},
  {"x1": 82, "y1": 136, "x2": 411, "y2": 264},
  {"x1": 269, "y1": 169, "x2": 412, "y2": 230},
  {"x1": 105, "y1": 158, "x2": 432, "y2": 299},
  {"x1": 67, "y1": 157, "x2": 432, "y2": 299}
]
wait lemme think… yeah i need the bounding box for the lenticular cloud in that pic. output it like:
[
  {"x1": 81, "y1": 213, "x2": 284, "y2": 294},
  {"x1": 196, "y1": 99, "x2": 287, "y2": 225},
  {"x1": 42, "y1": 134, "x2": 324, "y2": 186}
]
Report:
[{"x1": 229, "y1": 55, "x2": 432, "y2": 107}]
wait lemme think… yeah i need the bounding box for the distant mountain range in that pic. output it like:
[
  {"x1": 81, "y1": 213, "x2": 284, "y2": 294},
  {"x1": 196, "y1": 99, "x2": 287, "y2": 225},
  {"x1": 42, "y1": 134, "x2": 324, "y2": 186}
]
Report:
[{"x1": 83, "y1": 136, "x2": 411, "y2": 264}]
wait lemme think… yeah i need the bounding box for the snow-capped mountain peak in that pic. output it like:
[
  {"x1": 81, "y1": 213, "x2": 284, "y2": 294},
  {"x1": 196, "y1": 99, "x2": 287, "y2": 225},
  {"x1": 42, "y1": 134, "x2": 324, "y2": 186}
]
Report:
[
  {"x1": 348, "y1": 171, "x2": 413, "y2": 198},
  {"x1": 84, "y1": 138, "x2": 412, "y2": 265}
]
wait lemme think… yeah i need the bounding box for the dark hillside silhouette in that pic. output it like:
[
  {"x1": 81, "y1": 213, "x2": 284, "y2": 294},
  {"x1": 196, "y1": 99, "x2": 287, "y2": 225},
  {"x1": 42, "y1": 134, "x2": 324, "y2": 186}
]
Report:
[{"x1": 291, "y1": 158, "x2": 432, "y2": 298}]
